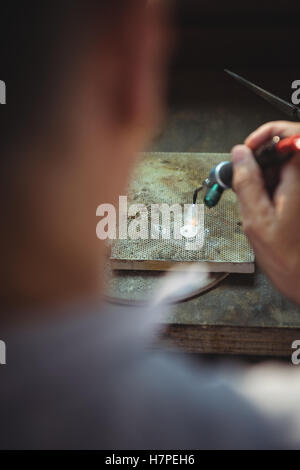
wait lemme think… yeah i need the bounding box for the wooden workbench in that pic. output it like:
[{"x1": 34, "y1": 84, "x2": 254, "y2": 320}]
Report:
[{"x1": 113, "y1": 67, "x2": 300, "y2": 358}]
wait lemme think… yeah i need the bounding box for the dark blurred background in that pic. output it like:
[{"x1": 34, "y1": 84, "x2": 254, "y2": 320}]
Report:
[{"x1": 152, "y1": 0, "x2": 300, "y2": 152}]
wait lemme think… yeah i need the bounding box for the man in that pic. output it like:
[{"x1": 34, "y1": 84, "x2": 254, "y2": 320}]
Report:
[{"x1": 1, "y1": 1, "x2": 300, "y2": 449}]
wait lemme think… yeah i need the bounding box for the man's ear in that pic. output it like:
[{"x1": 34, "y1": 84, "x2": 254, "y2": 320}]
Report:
[{"x1": 113, "y1": 1, "x2": 166, "y2": 134}]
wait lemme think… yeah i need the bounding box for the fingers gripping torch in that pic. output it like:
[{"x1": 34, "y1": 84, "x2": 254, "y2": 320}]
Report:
[
  {"x1": 199, "y1": 134, "x2": 300, "y2": 208},
  {"x1": 198, "y1": 69, "x2": 300, "y2": 208}
]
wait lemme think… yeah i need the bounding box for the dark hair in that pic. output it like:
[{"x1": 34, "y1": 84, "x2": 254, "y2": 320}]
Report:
[{"x1": 0, "y1": 1, "x2": 137, "y2": 158}]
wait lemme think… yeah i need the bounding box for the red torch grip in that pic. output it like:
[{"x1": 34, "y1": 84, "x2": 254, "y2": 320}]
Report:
[{"x1": 276, "y1": 134, "x2": 300, "y2": 155}]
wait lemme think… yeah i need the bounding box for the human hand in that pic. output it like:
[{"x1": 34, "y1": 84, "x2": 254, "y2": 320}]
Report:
[{"x1": 232, "y1": 121, "x2": 300, "y2": 304}]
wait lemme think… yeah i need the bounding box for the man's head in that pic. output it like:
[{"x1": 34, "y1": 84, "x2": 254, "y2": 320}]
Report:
[{"x1": 0, "y1": 1, "x2": 169, "y2": 311}]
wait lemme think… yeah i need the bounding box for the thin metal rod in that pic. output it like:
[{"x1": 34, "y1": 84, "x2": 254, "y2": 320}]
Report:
[
  {"x1": 225, "y1": 69, "x2": 300, "y2": 121},
  {"x1": 193, "y1": 186, "x2": 203, "y2": 205}
]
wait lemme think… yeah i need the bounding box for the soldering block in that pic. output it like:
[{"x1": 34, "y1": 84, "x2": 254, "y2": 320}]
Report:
[{"x1": 110, "y1": 153, "x2": 255, "y2": 273}]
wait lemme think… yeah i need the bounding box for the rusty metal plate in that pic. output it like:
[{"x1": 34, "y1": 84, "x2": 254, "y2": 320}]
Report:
[{"x1": 110, "y1": 153, "x2": 254, "y2": 273}]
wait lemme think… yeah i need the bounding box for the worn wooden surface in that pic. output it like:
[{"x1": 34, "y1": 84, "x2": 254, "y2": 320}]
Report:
[
  {"x1": 112, "y1": 260, "x2": 254, "y2": 274},
  {"x1": 157, "y1": 325, "x2": 300, "y2": 357}
]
